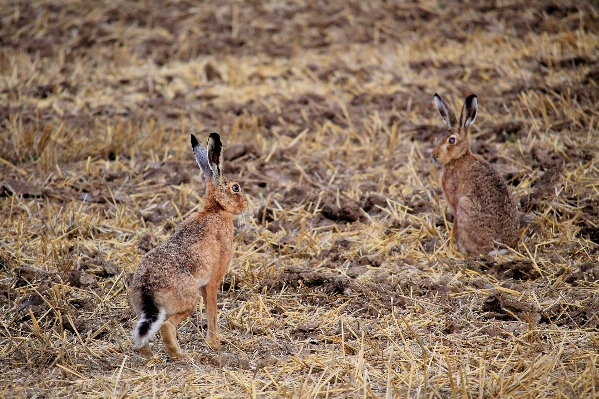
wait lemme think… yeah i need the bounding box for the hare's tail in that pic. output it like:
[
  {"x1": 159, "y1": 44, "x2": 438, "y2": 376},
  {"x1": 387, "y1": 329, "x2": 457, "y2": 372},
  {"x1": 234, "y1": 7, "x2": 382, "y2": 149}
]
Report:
[{"x1": 133, "y1": 290, "x2": 166, "y2": 348}]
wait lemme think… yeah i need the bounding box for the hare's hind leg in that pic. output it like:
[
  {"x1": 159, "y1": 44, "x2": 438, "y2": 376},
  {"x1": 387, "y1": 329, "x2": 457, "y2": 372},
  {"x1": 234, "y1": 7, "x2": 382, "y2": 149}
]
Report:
[
  {"x1": 138, "y1": 343, "x2": 153, "y2": 357},
  {"x1": 454, "y1": 197, "x2": 481, "y2": 255},
  {"x1": 201, "y1": 282, "x2": 221, "y2": 350},
  {"x1": 160, "y1": 311, "x2": 193, "y2": 359}
]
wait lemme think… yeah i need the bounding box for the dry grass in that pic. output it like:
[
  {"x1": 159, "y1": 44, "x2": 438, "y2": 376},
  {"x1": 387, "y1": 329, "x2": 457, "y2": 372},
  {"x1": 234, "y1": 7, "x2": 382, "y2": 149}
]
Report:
[{"x1": 1, "y1": 0, "x2": 599, "y2": 397}]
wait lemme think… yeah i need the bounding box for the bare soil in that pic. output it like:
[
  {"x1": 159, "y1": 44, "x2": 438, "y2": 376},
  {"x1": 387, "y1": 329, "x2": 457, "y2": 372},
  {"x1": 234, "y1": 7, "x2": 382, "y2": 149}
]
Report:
[{"x1": 1, "y1": 0, "x2": 598, "y2": 397}]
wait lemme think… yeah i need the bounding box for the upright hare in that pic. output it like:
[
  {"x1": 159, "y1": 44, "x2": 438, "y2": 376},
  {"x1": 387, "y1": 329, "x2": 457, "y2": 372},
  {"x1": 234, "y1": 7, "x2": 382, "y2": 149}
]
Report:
[
  {"x1": 431, "y1": 93, "x2": 519, "y2": 256},
  {"x1": 130, "y1": 133, "x2": 247, "y2": 358}
]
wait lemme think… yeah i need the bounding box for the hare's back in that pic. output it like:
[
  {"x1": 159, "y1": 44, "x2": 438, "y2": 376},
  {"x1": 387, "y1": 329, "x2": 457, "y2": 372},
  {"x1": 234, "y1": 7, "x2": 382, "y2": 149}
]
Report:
[
  {"x1": 134, "y1": 242, "x2": 194, "y2": 285},
  {"x1": 472, "y1": 160, "x2": 511, "y2": 197},
  {"x1": 132, "y1": 211, "x2": 232, "y2": 290}
]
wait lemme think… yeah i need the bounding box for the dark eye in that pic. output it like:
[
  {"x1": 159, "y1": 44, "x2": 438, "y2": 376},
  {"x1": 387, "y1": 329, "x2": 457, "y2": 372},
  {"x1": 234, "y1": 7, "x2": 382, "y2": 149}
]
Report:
[
  {"x1": 231, "y1": 184, "x2": 240, "y2": 193},
  {"x1": 448, "y1": 137, "x2": 456, "y2": 144}
]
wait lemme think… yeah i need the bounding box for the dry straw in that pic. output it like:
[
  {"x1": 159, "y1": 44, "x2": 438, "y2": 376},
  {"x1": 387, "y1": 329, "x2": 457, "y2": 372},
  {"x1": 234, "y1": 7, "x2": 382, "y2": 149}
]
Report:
[{"x1": 1, "y1": 0, "x2": 598, "y2": 397}]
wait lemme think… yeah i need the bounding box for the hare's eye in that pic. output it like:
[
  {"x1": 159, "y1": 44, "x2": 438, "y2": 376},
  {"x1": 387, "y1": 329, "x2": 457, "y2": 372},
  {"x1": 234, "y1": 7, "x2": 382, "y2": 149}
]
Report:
[
  {"x1": 448, "y1": 137, "x2": 456, "y2": 145},
  {"x1": 232, "y1": 184, "x2": 240, "y2": 193}
]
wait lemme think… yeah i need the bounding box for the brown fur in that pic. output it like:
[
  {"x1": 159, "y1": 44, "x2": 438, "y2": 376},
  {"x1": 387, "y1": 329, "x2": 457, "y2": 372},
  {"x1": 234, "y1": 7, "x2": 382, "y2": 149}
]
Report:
[
  {"x1": 130, "y1": 133, "x2": 247, "y2": 359},
  {"x1": 431, "y1": 93, "x2": 519, "y2": 256}
]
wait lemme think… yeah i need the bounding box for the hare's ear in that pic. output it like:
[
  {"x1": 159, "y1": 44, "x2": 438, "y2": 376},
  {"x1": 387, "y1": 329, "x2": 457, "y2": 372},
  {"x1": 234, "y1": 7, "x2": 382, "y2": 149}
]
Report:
[
  {"x1": 191, "y1": 134, "x2": 211, "y2": 182},
  {"x1": 459, "y1": 94, "x2": 478, "y2": 131},
  {"x1": 206, "y1": 132, "x2": 223, "y2": 180},
  {"x1": 434, "y1": 93, "x2": 458, "y2": 128}
]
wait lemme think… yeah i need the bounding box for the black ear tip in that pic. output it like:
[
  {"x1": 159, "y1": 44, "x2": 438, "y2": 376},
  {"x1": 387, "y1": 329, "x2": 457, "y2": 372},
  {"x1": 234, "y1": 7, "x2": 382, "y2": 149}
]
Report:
[
  {"x1": 190, "y1": 134, "x2": 199, "y2": 147},
  {"x1": 208, "y1": 132, "x2": 221, "y2": 144},
  {"x1": 465, "y1": 94, "x2": 478, "y2": 103}
]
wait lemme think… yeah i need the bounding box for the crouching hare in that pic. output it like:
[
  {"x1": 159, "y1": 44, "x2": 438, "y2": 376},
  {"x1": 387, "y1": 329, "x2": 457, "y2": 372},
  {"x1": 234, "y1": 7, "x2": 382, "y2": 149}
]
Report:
[
  {"x1": 431, "y1": 93, "x2": 519, "y2": 256},
  {"x1": 130, "y1": 133, "x2": 247, "y2": 359}
]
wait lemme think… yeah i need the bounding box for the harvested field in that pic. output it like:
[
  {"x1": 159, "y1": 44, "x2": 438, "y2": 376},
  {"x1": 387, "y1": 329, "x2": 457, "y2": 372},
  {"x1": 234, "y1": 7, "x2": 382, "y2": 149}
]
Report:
[{"x1": 1, "y1": 0, "x2": 599, "y2": 397}]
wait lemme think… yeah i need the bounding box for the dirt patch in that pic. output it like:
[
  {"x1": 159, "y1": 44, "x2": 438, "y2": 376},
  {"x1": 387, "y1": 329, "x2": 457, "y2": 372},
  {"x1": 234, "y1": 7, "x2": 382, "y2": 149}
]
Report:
[
  {"x1": 2, "y1": 0, "x2": 598, "y2": 396},
  {"x1": 421, "y1": 236, "x2": 441, "y2": 253},
  {"x1": 480, "y1": 122, "x2": 524, "y2": 143},
  {"x1": 64, "y1": 270, "x2": 98, "y2": 288},
  {"x1": 561, "y1": 261, "x2": 599, "y2": 286},
  {"x1": 254, "y1": 186, "x2": 318, "y2": 228},
  {"x1": 259, "y1": 263, "x2": 410, "y2": 314},
  {"x1": 14, "y1": 266, "x2": 58, "y2": 287},
  {"x1": 13, "y1": 262, "x2": 117, "y2": 293},
  {"x1": 321, "y1": 193, "x2": 364, "y2": 223},
  {"x1": 578, "y1": 226, "x2": 599, "y2": 244},
  {"x1": 576, "y1": 197, "x2": 599, "y2": 244},
  {"x1": 317, "y1": 238, "x2": 355, "y2": 263},
  {"x1": 137, "y1": 234, "x2": 160, "y2": 254},
  {"x1": 16, "y1": 291, "x2": 49, "y2": 322},
  {"x1": 260, "y1": 265, "x2": 351, "y2": 295},
  {"x1": 68, "y1": 249, "x2": 122, "y2": 279},
  {"x1": 223, "y1": 143, "x2": 261, "y2": 175},
  {"x1": 141, "y1": 160, "x2": 193, "y2": 186},
  {"x1": 541, "y1": 292, "x2": 599, "y2": 329},
  {"x1": 361, "y1": 194, "x2": 388, "y2": 215},
  {"x1": 0, "y1": 281, "x2": 14, "y2": 305},
  {"x1": 350, "y1": 92, "x2": 408, "y2": 111},
  {"x1": 141, "y1": 203, "x2": 177, "y2": 224},
  {"x1": 482, "y1": 292, "x2": 541, "y2": 323},
  {"x1": 1, "y1": 179, "x2": 39, "y2": 198},
  {"x1": 69, "y1": 297, "x2": 96, "y2": 312},
  {"x1": 404, "y1": 196, "x2": 434, "y2": 215},
  {"x1": 282, "y1": 185, "x2": 316, "y2": 207},
  {"x1": 484, "y1": 260, "x2": 541, "y2": 281},
  {"x1": 408, "y1": 125, "x2": 445, "y2": 142},
  {"x1": 358, "y1": 254, "x2": 384, "y2": 268},
  {"x1": 519, "y1": 146, "x2": 566, "y2": 214},
  {"x1": 320, "y1": 198, "x2": 362, "y2": 223},
  {"x1": 254, "y1": 205, "x2": 276, "y2": 225},
  {"x1": 223, "y1": 143, "x2": 261, "y2": 162}
]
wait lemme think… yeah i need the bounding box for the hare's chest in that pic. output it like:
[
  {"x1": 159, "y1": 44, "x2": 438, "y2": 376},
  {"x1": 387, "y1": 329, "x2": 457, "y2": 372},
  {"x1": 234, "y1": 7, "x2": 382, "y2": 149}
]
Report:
[
  {"x1": 219, "y1": 240, "x2": 234, "y2": 263},
  {"x1": 197, "y1": 277, "x2": 210, "y2": 288},
  {"x1": 441, "y1": 168, "x2": 461, "y2": 211}
]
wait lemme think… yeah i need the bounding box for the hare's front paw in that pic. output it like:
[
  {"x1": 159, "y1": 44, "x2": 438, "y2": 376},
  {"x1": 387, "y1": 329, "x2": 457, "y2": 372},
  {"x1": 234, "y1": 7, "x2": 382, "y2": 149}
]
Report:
[{"x1": 168, "y1": 349, "x2": 191, "y2": 360}]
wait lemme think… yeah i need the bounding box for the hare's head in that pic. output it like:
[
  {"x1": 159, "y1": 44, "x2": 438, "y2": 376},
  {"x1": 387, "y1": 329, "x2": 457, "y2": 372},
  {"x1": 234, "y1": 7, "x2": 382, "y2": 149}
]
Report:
[
  {"x1": 191, "y1": 133, "x2": 247, "y2": 215},
  {"x1": 431, "y1": 93, "x2": 477, "y2": 165}
]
